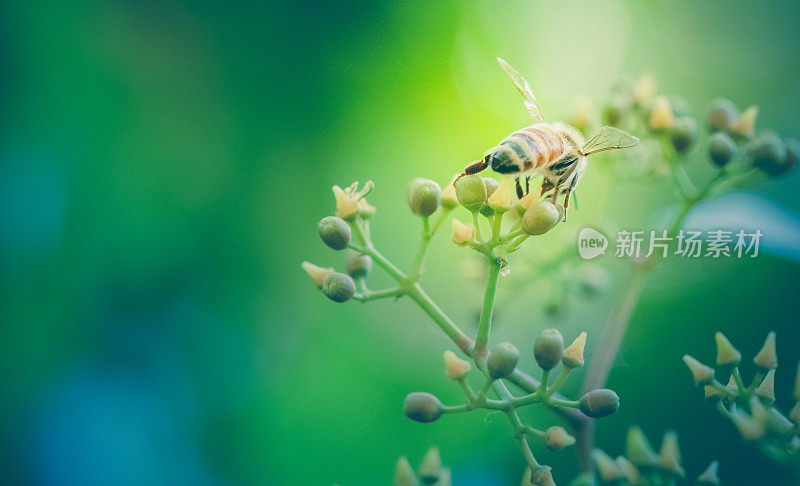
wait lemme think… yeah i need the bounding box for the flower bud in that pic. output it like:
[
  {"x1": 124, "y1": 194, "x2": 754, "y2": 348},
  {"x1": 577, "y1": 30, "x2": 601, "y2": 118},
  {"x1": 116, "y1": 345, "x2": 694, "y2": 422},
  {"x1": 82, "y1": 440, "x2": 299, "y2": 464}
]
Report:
[
  {"x1": 615, "y1": 456, "x2": 642, "y2": 485},
  {"x1": 394, "y1": 456, "x2": 420, "y2": 486},
  {"x1": 443, "y1": 350, "x2": 471, "y2": 381},
  {"x1": 729, "y1": 105, "x2": 758, "y2": 139},
  {"x1": 753, "y1": 331, "x2": 777, "y2": 369},
  {"x1": 451, "y1": 219, "x2": 475, "y2": 246},
  {"x1": 529, "y1": 465, "x2": 555, "y2": 486},
  {"x1": 487, "y1": 177, "x2": 513, "y2": 213},
  {"x1": 755, "y1": 369, "x2": 776, "y2": 404},
  {"x1": 726, "y1": 374, "x2": 738, "y2": 394},
  {"x1": 534, "y1": 329, "x2": 564, "y2": 370},
  {"x1": 403, "y1": 392, "x2": 443, "y2": 423},
  {"x1": 682, "y1": 355, "x2": 714, "y2": 385},
  {"x1": 544, "y1": 426, "x2": 575, "y2": 451},
  {"x1": 714, "y1": 332, "x2": 741, "y2": 366},
  {"x1": 321, "y1": 272, "x2": 355, "y2": 302},
  {"x1": 669, "y1": 117, "x2": 697, "y2": 154},
  {"x1": 708, "y1": 98, "x2": 739, "y2": 132},
  {"x1": 748, "y1": 133, "x2": 787, "y2": 175},
  {"x1": 522, "y1": 201, "x2": 560, "y2": 235},
  {"x1": 487, "y1": 341, "x2": 519, "y2": 379},
  {"x1": 708, "y1": 132, "x2": 737, "y2": 167},
  {"x1": 579, "y1": 389, "x2": 620, "y2": 418},
  {"x1": 318, "y1": 216, "x2": 352, "y2": 250},
  {"x1": 479, "y1": 177, "x2": 499, "y2": 217},
  {"x1": 658, "y1": 430, "x2": 684, "y2": 478},
  {"x1": 332, "y1": 185, "x2": 360, "y2": 220},
  {"x1": 418, "y1": 446, "x2": 441, "y2": 485},
  {"x1": 633, "y1": 74, "x2": 656, "y2": 106},
  {"x1": 625, "y1": 426, "x2": 659, "y2": 467},
  {"x1": 454, "y1": 175, "x2": 487, "y2": 211},
  {"x1": 697, "y1": 461, "x2": 720, "y2": 485},
  {"x1": 591, "y1": 449, "x2": 623, "y2": 482},
  {"x1": 441, "y1": 178, "x2": 459, "y2": 210},
  {"x1": 301, "y1": 261, "x2": 334, "y2": 288},
  {"x1": 704, "y1": 385, "x2": 725, "y2": 401},
  {"x1": 563, "y1": 331, "x2": 587, "y2": 368},
  {"x1": 346, "y1": 252, "x2": 372, "y2": 279},
  {"x1": 436, "y1": 468, "x2": 451, "y2": 486},
  {"x1": 407, "y1": 178, "x2": 441, "y2": 216},
  {"x1": 647, "y1": 96, "x2": 674, "y2": 132}
]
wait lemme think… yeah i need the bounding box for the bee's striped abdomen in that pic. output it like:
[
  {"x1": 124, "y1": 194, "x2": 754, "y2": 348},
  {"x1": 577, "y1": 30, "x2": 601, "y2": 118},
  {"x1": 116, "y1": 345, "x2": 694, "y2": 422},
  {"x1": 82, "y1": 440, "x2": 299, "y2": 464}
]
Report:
[{"x1": 489, "y1": 124, "x2": 565, "y2": 174}]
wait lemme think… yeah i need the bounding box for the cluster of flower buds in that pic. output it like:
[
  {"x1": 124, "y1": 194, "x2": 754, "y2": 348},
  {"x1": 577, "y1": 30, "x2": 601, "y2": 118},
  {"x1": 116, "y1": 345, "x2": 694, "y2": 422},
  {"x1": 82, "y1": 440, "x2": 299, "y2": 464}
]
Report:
[
  {"x1": 404, "y1": 329, "x2": 619, "y2": 485},
  {"x1": 683, "y1": 332, "x2": 800, "y2": 460},
  {"x1": 392, "y1": 447, "x2": 451, "y2": 486},
  {"x1": 587, "y1": 427, "x2": 720, "y2": 485}
]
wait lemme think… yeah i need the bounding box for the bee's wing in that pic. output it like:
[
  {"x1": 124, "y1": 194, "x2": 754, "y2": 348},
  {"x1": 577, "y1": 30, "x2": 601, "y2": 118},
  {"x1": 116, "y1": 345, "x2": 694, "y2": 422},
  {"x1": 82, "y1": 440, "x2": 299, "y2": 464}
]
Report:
[
  {"x1": 497, "y1": 57, "x2": 546, "y2": 124},
  {"x1": 580, "y1": 126, "x2": 639, "y2": 156}
]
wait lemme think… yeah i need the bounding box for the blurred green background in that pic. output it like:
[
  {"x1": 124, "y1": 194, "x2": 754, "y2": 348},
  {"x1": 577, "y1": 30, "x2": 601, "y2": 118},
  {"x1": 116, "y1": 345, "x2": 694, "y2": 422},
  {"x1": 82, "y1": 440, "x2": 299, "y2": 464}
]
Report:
[{"x1": 2, "y1": 1, "x2": 800, "y2": 484}]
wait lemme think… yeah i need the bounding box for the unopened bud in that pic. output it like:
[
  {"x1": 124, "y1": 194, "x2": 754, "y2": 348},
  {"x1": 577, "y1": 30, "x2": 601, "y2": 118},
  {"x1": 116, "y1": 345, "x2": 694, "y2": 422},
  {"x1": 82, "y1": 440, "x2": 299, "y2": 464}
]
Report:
[
  {"x1": 487, "y1": 342, "x2": 519, "y2": 379},
  {"x1": 318, "y1": 216, "x2": 352, "y2": 250},
  {"x1": 451, "y1": 219, "x2": 475, "y2": 246},
  {"x1": 682, "y1": 355, "x2": 714, "y2": 385},
  {"x1": 708, "y1": 98, "x2": 739, "y2": 133},
  {"x1": 730, "y1": 105, "x2": 758, "y2": 139},
  {"x1": 669, "y1": 117, "x2": 697, "y2": 154},
  {"x1": 704, "y1": 385, "x2": 725, "y2": 401},
  {"x1": 418, "y1": 446, "x2": 441, "y2": 485},
  {"x1": 441, "y1": 178, "x2": 459, "y2": 210},
  {"x1": 615, "y1": 456, "x2": 642, "y2": 485},
  {"x1": 726, "y1": 374, "x2": 738, "y2": 394},
  {"x1": 443, "y1": 350, "x2": 471, "y2": 381},
  {"x1": 346, "y1": 252, "x2": 372, "y2": 279},
  {"x1": 708, "y1": 132, "x2": 737, "y2": 167},
  {"x1": 534, "y1": 329, "x2": 564, "y2": 370},
  {"x1": 321, "y1": 272, "x2": 355, "y2": 302},
  {"x1": 454, "y1": 175, "x2": 487, "y2": 211},
  {"x1": 592, "y1": 449, "x2": 623, "y2": 482},
  {"x1": 714, "y1": 332, "x2": 741, "y2": 366},
  {"x1": 544, "y1": 426, "x2": 575, "y2": 451},
  {"x1": 408, "y1": 178, "x2": 441, "y2": 216},
  {"x1": 479, "y1": 178, "x2": 499, "y2": 217},
  {"x1": 580, "y1": 389, "x2": 619, "y2": 418},
  {"x1": 753, "y1": 331, "x2": 777, "y2": 369},
  {"x1": 697, "y1": 461, "x2": 720, "y2": 485},
  {"x1": 487, "y1": 177, "x2": 514, "y2": 213},
  {"x1": 301, "y1": 261, "x2": 334, "y2": 288},
  {"x1": 755, "y1": 369, "x2": 776, "y2": 404},
  {"x1": 648, "y1": 96, "x2": 674, "y2": 131},
  {"x1": 563, "y1": 331, "x2": 587, "y2": 368},
  {"x1": 748, "y1": 134, "x2": 787, "y2": 176},
  {"x1": 658, "y1": 430, "x2": 684, "y2": 478},
  {"x1": 626, "y1": 426, "x2": 659, "y2": 467},
  {"x1": 403, "y1": 392, "x2": 443, "y2": 423},
  {"x1": 522, "y1": 201, "x2": 561, "y2": 235},
  {"x1": 394, "y1": 456, "x2": 420, "y2": 486}
]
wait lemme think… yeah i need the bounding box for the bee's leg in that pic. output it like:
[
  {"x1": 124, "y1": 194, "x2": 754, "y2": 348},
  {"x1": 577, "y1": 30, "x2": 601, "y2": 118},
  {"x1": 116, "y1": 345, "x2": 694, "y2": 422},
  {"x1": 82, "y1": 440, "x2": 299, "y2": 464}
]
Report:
[
  {"x1": 515, "y1": 177, "x2": 524, "y2": 199},
  {"x1": 562, "y1": 189, "x2": 572, "y2": 222},
  {"x1": 455, "y1": 159, "x2": 488, "y2": 183},
  {"x1": 525, "y1": 176, "x2": 530, "y2": 195}
]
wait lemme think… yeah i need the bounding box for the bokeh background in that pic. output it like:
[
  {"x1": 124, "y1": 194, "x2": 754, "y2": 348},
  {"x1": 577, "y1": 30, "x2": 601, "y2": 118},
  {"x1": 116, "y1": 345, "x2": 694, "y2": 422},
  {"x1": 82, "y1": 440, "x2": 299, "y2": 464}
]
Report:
[{"x1": 2, "y1": 1, "x2": 800, "y2": 484}]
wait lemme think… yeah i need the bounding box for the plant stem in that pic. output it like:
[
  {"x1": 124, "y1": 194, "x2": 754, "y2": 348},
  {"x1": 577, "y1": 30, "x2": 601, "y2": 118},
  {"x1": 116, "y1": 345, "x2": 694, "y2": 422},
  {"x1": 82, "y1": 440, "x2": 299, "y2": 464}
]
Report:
[
  {"x1": 353, "y1": 286, "x2": 403, "y2": 302},
  {"x1": 409, "y1": 216, "x2": 432, "y2": 281},
  {"x1": 474, "y1": 257, "x2": 501, "y2": 364}
]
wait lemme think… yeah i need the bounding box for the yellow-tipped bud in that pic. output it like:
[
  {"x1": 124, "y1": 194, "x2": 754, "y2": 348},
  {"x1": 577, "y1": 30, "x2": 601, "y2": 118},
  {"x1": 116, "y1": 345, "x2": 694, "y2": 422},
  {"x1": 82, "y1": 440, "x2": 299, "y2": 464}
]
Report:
[
  {"x1": 730, "y1": 105, "x2": 758, "y2": 138},
  {"x1": 626, "y1": 426, "x2": 659, "y2": 467},
  {"x1": 592, "y1": 449, "x2": 623, "y2": 482},
  {"x1": 755, "y1": 369, "x2": 776, "y2": 403},
  {"x1": 332, "y1": 185, "x2": 360, "y2": 220},
  {"x1": 563, "y1": 331, "x2": 587, "y2": 368},
  {"x1": 615, "y1": 456, "x2": 642, "y2": 485},
  {"x1": 697, "y1": 461, "x2": 720, "y2": 485},
  {"x1": 441, "y1": 177, "x2": 459, "y2": 210},
  {"x1": 443, "y1": 350, "x2": 471, "y2": 381},
  {"x1": 633, "y1": 73, "x2": 656, "y2": 106},
  {"x1": 683, "y1": 355, "x2": 715, "y2": 385},
  {"x1": 301, "y1": 261, "x2": 334, "y2": 288},
  {"x1": 394, "y1": 455, "x2": 420, "y2": 486},
  {"x1": 753, "y1": 331, "x2": 777, "y2": 369},
  {"x1": 704, "y1": 385, "x2": 725, "y2": 401},
  {"x1": 726, "y1": 374, "x2": 738, "y2": 394},
  {"x1": 648, "y1": 96, "x2": 674, "y2": 131},
  {"x1": 658, "y1": 430, "x2": 684, "y2": 478},
  {"x1": 714, "y1": 332, "x2": 741, "y2": 366},
  {"x1": 544, "y1": 426, "x2": 575, "y2": 451},
  {"x1": 451, "y1": 219, "x2": 475, "y2": 246},
  {"x1": 487, "y1": 176, "x2": 514, "y2": 213},
  {"x1": 418, "y1": 446, "x2": 442, "y2": 484}
]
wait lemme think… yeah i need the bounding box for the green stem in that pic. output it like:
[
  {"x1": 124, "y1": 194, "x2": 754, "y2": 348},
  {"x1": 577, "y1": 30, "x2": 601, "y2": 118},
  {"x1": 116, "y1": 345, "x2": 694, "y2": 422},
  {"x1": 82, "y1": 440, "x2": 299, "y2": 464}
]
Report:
[
  {"x1": 474, "y1": 257, "x2": 501, "y2": 364},
  {"x1": 491, "y1": 212, "x2": 504, "y2": 243},
  {"x1": 408, "y1": 216, "x2": 432, "y2": 281},
  {"x1": 353, "y1": 286, "x2": 403, "y2": 302},
  {"x1": 545, "y1": 367, "x2": 571, "y2": 397},
  {"x1": 472, "y1": 211, "x2": 483, "y2": 241}
]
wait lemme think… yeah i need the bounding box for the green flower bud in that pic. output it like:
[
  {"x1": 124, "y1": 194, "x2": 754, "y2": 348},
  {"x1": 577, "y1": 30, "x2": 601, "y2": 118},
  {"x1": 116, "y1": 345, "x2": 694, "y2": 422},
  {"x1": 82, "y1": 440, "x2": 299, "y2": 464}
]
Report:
[
  {"x1": 748, "y1": 133, "x2": 787, "y2": 175},
  {"x1": 544, "y1": 426, "x2": 575, "y2": 451},
  {"x1": 441, "y1": 178, "x2": 459, "y2": 210},
  {"x1": 615, "y1": 456, "x2": 642, "y2": 485},
  {"x1": 454, "y1": 175, "x2": 487, "y2": 211},
  {"x1": 708, "y1": 98, "x2": 739, "y2": 132},
  {"x1": 321, "y1": 272, "x2": 355, "y2": 302},
  {"x1": 753, "y1": 331, "x2": 777, "y2": 369},
  {"x1": 714, "y1": 332, "x2": 741, "y2": 366},
  {"x1": 345, "y1": 252, "x2": 372, "y2": 279},
  {"x1": 403, "y1": 392, "x2": 443, "y2": 423},
  {"x1": 318, "y1": 216, "x2": 352, "y2": 250},
  {"x1": 487, "y1": 341, "x2": 519, "y2": 379},
  {"x1": 755, "y1": 369, "x2": 776, "y2": 404},
  {"x1": 669, "y1": 117, "x2": 697, "y2": 154},
  {"x1": 591, "y1": 449, "x2": 623, "y2": 482},
  {"x1": 658, "y1": 430, "x2": 684, "y2": 478},
  {"x1": 479, "y1": 177, "x2": 499, "y2": 217},
  {"x1": 522, "y1": 201, "x2": 561, "y2": 235},
  {"x1": 418, "y1": 446, "x2": 441, "y2": 485},
  {"x1": 408, "y1": 178, "x2": 441, "y2": 216},
  {"x1": 534, "y1": 329, "x2": 564, "y2": 370},
  {"x1": 394, "y1": 456, "x2": 420, "y2": 486},
  {"x1": 625, "y1": 426, "x2": 659, "y2": 467},
  {"x1": 704, "y1": 384, "x2": 725, "y2": 401},
  {"x1": 708, "y1": 132, "x2": 737, "y2": 167},
  {"x1": 697, "y1": 461, "x2": 720, "y2": 485},
  {"x1": 682, "y1": 355, "x2": 715, "y2": 385},
  {"x1": 579, "y1": 389, "x2": 620, "y2": 418}
]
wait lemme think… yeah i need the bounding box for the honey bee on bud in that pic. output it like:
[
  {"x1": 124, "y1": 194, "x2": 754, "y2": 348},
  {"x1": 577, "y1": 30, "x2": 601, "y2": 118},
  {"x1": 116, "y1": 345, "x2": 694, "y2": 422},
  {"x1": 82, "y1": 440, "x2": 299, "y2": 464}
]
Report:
[{"x1": 458, "y1": 58, "x2": 639, "y2": 220}]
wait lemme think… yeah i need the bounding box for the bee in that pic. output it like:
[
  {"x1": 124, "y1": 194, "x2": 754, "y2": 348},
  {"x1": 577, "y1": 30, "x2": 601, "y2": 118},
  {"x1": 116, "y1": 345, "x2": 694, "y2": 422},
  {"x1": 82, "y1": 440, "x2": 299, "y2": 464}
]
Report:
[{"x1": 459, "y1": 58, "x2": 639, "y2": 220}]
